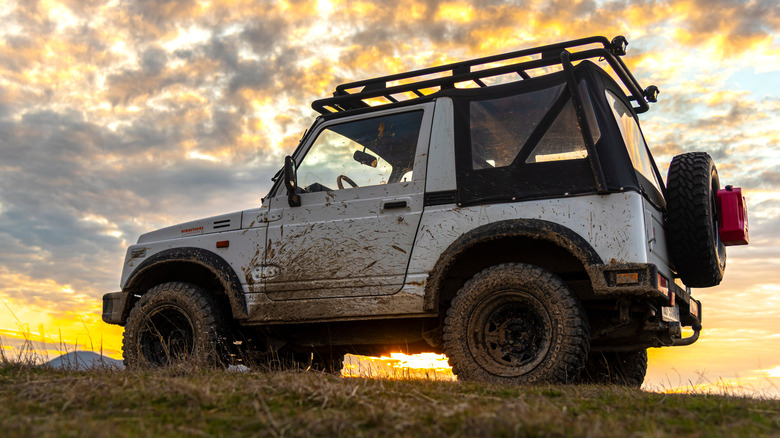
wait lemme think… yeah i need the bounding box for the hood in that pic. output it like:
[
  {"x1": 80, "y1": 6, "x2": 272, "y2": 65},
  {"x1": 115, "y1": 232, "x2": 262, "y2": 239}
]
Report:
[{"x1": 137, "y1": 211, "x2": 243, "y2": 244}]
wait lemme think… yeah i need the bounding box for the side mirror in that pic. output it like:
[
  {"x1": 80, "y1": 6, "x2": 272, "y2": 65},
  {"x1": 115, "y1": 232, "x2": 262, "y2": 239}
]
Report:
[
  {"x1": 353, "y1": 150, "x2": 378, "y2": 168},
  {"x1": 284, "y1": 155, "x2": 301, "y2": 207}
]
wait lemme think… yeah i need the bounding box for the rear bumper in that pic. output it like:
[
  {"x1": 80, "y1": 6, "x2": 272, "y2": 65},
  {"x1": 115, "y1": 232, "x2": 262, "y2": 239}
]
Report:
[
  {"x1": 592, "y1": 262, "x2": 702, "y2": 328},
  {"x1": 102, "y1": 291, "x2": 126, "y2": 325},
  {"x1": 588, "y1": 263, "x2": 703, "y2": 350}
]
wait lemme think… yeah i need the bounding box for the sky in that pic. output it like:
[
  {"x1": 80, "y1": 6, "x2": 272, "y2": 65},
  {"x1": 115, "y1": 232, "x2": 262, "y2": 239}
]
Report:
[{"x1": 1, "y1": 0, "x2": 779, "y2": 396}]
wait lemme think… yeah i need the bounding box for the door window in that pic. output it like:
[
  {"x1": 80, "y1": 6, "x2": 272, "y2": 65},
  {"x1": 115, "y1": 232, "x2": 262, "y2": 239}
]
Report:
[{"x1": 297, "y1": 111, "x2": 424, "y2": 192}]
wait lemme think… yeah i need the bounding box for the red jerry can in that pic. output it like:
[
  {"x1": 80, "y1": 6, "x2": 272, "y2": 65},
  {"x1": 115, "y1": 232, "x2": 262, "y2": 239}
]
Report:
[{"x1": 717, "y1": 186, "x2": 749, "y2": 246}]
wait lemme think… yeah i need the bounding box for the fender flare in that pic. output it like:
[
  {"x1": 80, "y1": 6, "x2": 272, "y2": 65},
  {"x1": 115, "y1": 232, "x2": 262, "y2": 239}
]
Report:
[
  {"x1": 123, "y1": 247, "x2": 247, "y2": 321},
  {"x1": 423, "y1": 218, "x2": 603, "y2": 311}
]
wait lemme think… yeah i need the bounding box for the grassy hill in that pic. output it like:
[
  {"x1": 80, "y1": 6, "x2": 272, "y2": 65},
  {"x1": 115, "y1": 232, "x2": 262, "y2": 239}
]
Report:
[{"x1": 1, "y1": 363, "x2": 778, "y2": 437}]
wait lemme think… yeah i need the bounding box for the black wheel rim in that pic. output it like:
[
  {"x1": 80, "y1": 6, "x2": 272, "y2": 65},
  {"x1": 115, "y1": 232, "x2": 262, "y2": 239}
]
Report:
[
  {"x1": 468, "y1": 291, "x2": 552, "y2": 377},
  {"x1": 138, "y1": 304, "x2": 195, "y2": 366}
]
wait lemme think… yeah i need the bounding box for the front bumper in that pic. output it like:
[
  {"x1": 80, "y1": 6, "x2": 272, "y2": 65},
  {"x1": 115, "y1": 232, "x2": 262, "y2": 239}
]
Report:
[{"x1": 102, "y1": 291, "x2": 126, "y2": 325}]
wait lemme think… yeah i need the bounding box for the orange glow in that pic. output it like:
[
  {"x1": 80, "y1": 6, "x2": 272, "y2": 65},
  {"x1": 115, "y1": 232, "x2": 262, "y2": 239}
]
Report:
[
  {"x1": 317, "y1": 0, "x2": 335, "y2": 15},
  {"x1": 435, "y1": 2, "x2": 476, "y2": 24},
  {"x1": 0, "y1": 272, "x2": 124, "y2": 361},
  {"x1": 343, "y1": 353, "x2": 454, "y2": 380},
  {"x1": 764, "y1": 366, "x2": 780, "y2": 378},
  {"x1": 656, "y1": 375, "x2": 775, "y2": 398},
  {"x1": 346, "y1": 1, "x2": 377, "y2": 17},
  {"x1": 403, "y1": 0, "x2": 428, "y2": 20},
  {"x1": 382, "y1": 352, "x2": 452, "y2": 370},
  {"x1": 470, "y1": 27, "x2": 533, "y2": 54}
]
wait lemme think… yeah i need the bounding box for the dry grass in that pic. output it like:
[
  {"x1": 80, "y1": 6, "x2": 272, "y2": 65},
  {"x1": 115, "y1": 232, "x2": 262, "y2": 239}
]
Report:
[
  {"x1": 1, "y1": 362, "x2": 779, "y2": 438},
  {"x1": 2, "y1": 333, "x2": 779, "y2": 437}
]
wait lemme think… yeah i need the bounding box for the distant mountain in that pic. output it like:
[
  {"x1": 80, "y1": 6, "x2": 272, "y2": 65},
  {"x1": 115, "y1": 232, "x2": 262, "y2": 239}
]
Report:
[{"x1": 45, "y1": 351, "x2": 124, "y2": 370}]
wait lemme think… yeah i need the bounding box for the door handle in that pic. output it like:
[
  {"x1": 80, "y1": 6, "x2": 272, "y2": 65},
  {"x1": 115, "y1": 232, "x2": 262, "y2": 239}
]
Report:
[{"x1": 381, "y1": 199, "x2": 409, "y2": 210}]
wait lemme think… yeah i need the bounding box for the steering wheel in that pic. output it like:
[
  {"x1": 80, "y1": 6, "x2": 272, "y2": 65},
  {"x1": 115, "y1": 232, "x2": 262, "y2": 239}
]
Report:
[{"x1": 337, "y1": 174, "x2": 359, "y2": 190}]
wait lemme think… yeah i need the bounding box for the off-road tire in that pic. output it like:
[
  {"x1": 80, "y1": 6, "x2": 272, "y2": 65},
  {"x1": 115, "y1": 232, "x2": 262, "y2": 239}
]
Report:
[
  {"x1": 123, "y1": 282, "x2": 227, "y2": 369},
  {"x1": 666, "y1": 152, "x2": 726, "y2": 287},
  {"x1": 581, "y1": 350, "x2": 648, "y2": 387},
  {"x1": 443, "y1": 263, "x2": 590, "y2": 384}
]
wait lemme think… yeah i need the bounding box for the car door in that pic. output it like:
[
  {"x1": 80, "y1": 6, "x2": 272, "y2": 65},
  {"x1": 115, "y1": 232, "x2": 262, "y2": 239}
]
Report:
[{"x1": 263, "y1": 104, "x2": 433, "y2": 300}]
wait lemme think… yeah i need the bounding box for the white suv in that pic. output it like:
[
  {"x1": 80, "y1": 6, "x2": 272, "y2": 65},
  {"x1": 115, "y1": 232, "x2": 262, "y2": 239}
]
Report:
[{"x1": 103, "y1": 36, "x2": 748, "y2": 386}]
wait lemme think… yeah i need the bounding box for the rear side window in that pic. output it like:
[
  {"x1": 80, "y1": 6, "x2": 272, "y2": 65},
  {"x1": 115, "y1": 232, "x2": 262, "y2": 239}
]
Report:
[
  {"x1": 470, "y1": 84, "x2": 564, "y2": 169},
  {"x1": 525, "y1": 100, "x2": 588, "y2": 163},
  {"x1": 456, "y1": 80, "x2": 605, "y2": 206},
  {"x1": 605, "y1": 90, "x2": 661, "y2": 191},
  {"x1": 470, "y1": 82, "x2": 602, "y2": 168}
]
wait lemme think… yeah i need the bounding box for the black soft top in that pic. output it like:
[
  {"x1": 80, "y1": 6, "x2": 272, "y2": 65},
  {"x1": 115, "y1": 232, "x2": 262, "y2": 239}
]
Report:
[
  {"x1": 448, "y1": 60, "x2": 664, "y2": 207},
  {"x1": 311, "y1": 36, "x2": 664, "y2": 208}
]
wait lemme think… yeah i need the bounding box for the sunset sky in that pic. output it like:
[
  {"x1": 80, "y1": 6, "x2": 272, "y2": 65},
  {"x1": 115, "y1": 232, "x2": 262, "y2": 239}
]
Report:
[{"x1": 1, "y1": 0, "x2": 779, "y2": 395}]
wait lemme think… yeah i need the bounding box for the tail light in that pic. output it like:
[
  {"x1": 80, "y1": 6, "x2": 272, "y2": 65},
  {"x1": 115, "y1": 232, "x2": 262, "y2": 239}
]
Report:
[{"x1": 657, "y1": 273, "x2": 674, "y2": 306}]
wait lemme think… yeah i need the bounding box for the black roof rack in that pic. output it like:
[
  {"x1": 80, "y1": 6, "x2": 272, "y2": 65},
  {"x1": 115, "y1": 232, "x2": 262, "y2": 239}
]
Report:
[{"x1": 312, "y1": 36, "x2": 658, "y2": 115}]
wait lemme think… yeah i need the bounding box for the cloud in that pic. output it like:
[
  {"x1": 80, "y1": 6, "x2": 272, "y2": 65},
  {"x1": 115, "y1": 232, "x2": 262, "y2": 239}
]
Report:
[
  {"x1": 105, "y1": 59, "x2": 189, "y2": 106},
  {"x1": 0, "y1": 104, "x2": 277, "y2": 294},
  {"x1": 241, "y1": 16, "x2": 291, "y2": 55},
  {"x1": 674, "y1": 0, "x2": 780, "y2": 55},
  {"x1": 741, "y1": 169, "x2": 780, "y2": 190}
]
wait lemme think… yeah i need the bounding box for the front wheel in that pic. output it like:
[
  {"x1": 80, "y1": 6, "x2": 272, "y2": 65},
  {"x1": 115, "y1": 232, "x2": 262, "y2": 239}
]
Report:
[
  {"x1": 123, "y1": 282, "x2": 227, "y2": 369},
  {"x1": 443, "y1": 263, "x2": 590, "y2": 384}
]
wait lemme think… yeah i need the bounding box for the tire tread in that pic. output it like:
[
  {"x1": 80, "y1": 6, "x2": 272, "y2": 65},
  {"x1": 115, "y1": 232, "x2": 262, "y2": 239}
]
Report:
[
  {"x1": 122, "y1": 281, "x2": 227, "y2": 369},
  {"x1": 665, "y1": 152, "x2": 726, "y2": 287},
  {"x1": 442, "y1": 263, "x2": 589, "y2": 384}
]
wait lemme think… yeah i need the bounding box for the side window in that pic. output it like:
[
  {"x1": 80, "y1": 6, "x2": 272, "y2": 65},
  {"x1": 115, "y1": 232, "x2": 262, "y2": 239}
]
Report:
[
  {"x1": 470, "y1": 81, "x2": 600, "y2": 168},
  {"x1": 297, "y1": 111, "x2": 423, "y2": 192},
  {"x1": 470, "y1": 84, "x2": 563, "y2": 169},
  {"x1": 605, "y1": 90, "x2": 661, "y2": 191},
  {"x1": 525, "y1": 100, "x2": 588, "y2": 163}
]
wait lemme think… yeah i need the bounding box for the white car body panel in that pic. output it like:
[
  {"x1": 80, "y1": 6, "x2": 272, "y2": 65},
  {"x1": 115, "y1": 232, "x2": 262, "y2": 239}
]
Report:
[
  {"x1": 260, "y1": 103, "x2": 434, "y2": 301},
  {"x1": 262, "y1": 181, "x2": 425, "y2": 300},
  {"x1": 121, "y1": 222, "x2": 268, "y2": 292},
  {"x1": 408, "y1": 192, "x2": 650, "y2": 277},
  {"x1": 425, "y1": 97, "x2": 457, "y2": 193},
  {"x1": 643, "y1": 198, "x2": 673, "y2": 279},
  {"x1": 137, "y1": 211, "x2": 243, "y2": 243}
]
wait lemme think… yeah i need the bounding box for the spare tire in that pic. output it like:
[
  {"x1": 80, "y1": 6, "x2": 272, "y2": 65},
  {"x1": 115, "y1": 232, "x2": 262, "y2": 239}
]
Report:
[{"x1": 665, "y1": 152, "x2": 726, "y2": 287}]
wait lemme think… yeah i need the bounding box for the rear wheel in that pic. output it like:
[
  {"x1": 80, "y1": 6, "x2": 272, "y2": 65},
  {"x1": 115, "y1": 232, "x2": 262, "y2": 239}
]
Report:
[
  {"x1": 581, "y1": 350, "x2": 647, "y2": 387},
  {"x1": 443, "y1": 263, "x2": 590, "y2": 384},
  {"x1": 123, "y1": 282, "x2": 227, "y2": 369}
]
